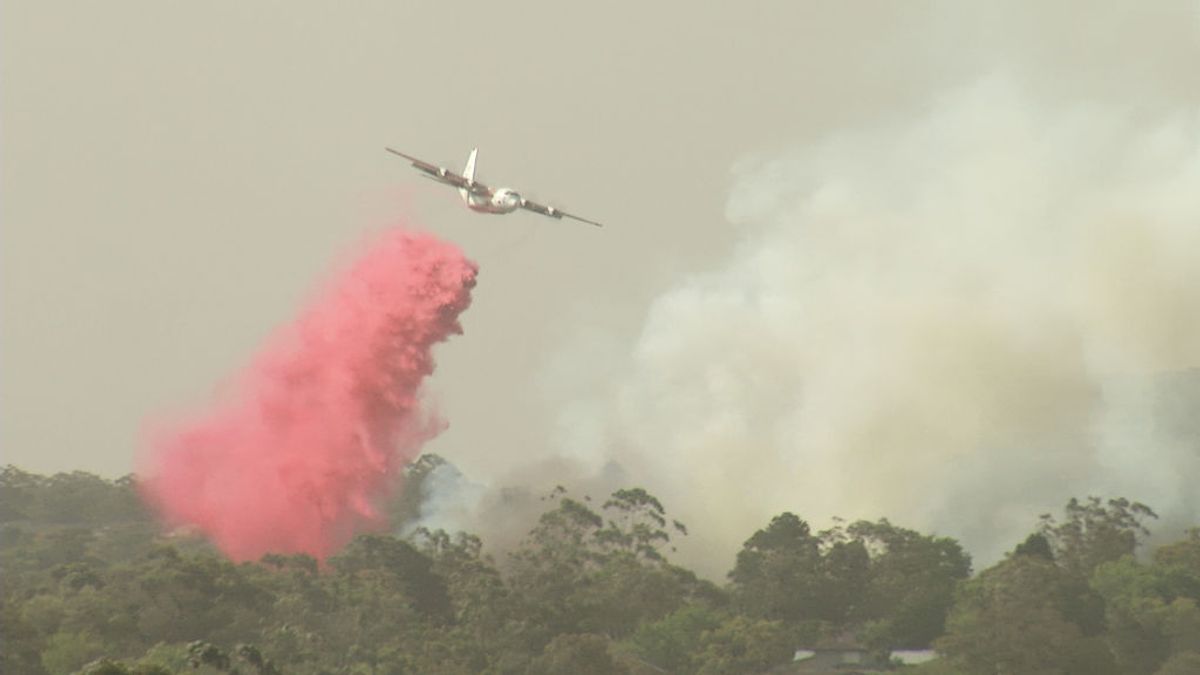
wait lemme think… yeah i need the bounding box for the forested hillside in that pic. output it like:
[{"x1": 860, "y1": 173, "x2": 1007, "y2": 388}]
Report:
[{"x1": 1, "y1": 463, "x2": 1197, "y2": 674}]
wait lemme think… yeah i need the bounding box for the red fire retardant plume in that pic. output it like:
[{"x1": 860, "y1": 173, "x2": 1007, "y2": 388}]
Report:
[{"x1": 139, "y1": 229, "x2": 477, "y2": 561}]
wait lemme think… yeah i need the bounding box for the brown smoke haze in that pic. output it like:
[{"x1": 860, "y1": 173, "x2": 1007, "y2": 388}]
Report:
[
  {"x1": 564, "y1": 78, "x2": 1200, "y2": 574},
  {"x1": 424, "y1": 60, "x2": 1200, "y2": 576},
  {"x1": 5, "y1": 1, "x2": 1199, "y2": 579}
]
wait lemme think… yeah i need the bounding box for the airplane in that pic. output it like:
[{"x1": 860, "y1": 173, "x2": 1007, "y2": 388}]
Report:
[{"x1": 386, "y1": 147, "x2": 603, "y2": 228}]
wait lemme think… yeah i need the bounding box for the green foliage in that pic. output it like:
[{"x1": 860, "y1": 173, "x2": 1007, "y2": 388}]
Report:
[
  {"x1": 506, "y1": 486, "x2": 700, "y2": 644},
  {"x1": 77, "y1": 658, "x2": 172, "y2": 675},
  {"x1": 937, "y1": 554, "x2": 1118, "y2": 675},
  {"x1": 1091, "y1": 553, "x2": 1200, "y2": 674},
  {"x1": 626, "y1": 603, "x2": 724, "y2": 672},
  {"x1": 1, "y1": 590, "x2": 46, "y2": 674},
  {"x1": 387, "y1": 453, "x2": 447, "y2": 528},
  {"x1": 729, "y1": 512, "x2": 823, "y2": 623},
  {"x1": 836, "y1": 518, "x2": 972, "y2": 648},
  {"x1": 1013, "y1": 532, "x2": 1054, "y2": 560},
  {"x1": 1, "y1": 466, "x2": 149, "y2": 528},
  {"x1": 597, "y1": 487, "x2": 682, "y2": 562},
  {"x1": 331, "y1": 534, "x2": 452, "y2": 621},
  {"x1": 529, "y1": 633, "x2": 628, "y2": 675},
  {"x1": 182, "y1": 641, "x2": 281, "y2": 674},
  {"x1": 136, "y1": 643, "x2": 194, "y2": 673},
  {"x1": 1155, "y1": 651, "x2": 1200, "y2": 675},
  {"x1": 937, "y1": 497, "x2": 1196, "y2": 675},
  {"x1": 729, "y1": 513, "x2": 970, "y2": 649},
  {"x1": 1038, "y1": 496, "x2": 1158, "y2": 580},
  {"x1": 903, "y1": 657, "x2": 961, "y2": 675},
  {"x1": 692, "y1": 615, "x2": 794, "y2": 675},
  {"x1": 41, "y1": 629, "x2": 106, "y2": 675},
  {"x1": 4, "y1": 466, "x2": 1199, "y2": 675},
  {"x1": 414, "y1": 528, "x2": 526, "y2": 671},
  {"x1": 1155, "y1": 528, "x2": 1200, "y2": 570}
]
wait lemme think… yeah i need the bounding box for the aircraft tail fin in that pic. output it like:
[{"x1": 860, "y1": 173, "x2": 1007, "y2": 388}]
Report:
[
  {"x1": 463, "y1": 148, "x2": 478, "y2": 182},
  {"x1": 457, "y1": 148, "x2": 478, "y2": 203}
]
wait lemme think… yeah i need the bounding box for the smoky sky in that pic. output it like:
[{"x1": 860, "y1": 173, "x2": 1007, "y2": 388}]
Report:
[{"x1": 4, "y1": 1, "x2": 1198, "y2": 574}]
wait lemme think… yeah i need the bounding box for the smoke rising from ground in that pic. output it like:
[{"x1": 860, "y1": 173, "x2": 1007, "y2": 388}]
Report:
[
  {"x1": 520, "y1": 77, "x2": 1200, "y2": 575},
  {"x1": 139, "y1": 229, "x2": 476, "y2": 561}
]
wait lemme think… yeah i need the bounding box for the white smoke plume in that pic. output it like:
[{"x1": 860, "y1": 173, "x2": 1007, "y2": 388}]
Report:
[
  {"x1": 402, "y1": 460, "x2": 489, "y2": 537},
  {"x1": 535, "y1": 76, "x2": 1200, "y2": 576}
]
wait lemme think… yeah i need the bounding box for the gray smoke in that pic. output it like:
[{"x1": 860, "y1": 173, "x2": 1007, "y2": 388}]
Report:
[
  {"x1": 413, "y1": 2, "x2": 1200, "y2": 576},
  {"x1": 536, "y1": 76, "x2": 1200, "y2": 576}
]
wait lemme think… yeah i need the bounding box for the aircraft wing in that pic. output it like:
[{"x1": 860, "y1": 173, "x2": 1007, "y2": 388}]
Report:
[
  {"x1": 385, "y1": 147, "x2": 492, "y2": 196},
  {"x1": 520, "y1": 197, "x2": 603, "y2": 228}
]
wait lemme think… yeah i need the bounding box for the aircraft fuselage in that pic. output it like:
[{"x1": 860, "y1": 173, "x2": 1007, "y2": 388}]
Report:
[{"x1": 464, "y1": 188, "x2": 522, "y2": 215}]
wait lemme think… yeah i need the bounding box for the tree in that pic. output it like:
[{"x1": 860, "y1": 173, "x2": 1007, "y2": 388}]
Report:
[
  {"x1": 1091, "y1": 548, "x2": 1200, "y2": 674},
  {"x1": 388, "y1": 453, "x2": 448, "y2": 528},
  {"x1": 596, "y1": 488, "x2": 686, "y2": 562},
  {"x1": 1091, "y1": 557, "x2": 1176, "y2": 674},
  {"x1": 834, "y1": 519, "x2": 971, "y2": 648},
  {"x1": 1155, "y1": 651, "x2": 1200, "y2": 675},
  {"x1": 936, "y1": 555, "x2": 1117, "y2": 675},
  {"x1": 0, "y1": 591, "x2": 45, "y2": 675},
  {"x1": 1038, "y1": 497, "x2": 1158, "y2": 580},
  {"x1": 115, "y1": 546, "x2": 272, "y2": 649},
  {"x1": 507, "y1": 487, "x2": 695, "y2": 644},
  {"x1": 691, "y1": 615, "x2": 794, "y2": 675},
  {"x1": 1016, "y1": 496, "x2": 1162, "y2": 640},
  {"x1": 1154, "y1": 528, "x2": 1200, "y2": 571},
  {"x1": 0, "y1": 465, "x2": 42, "y2": 521},
  {"x1": 416, "y1": 528, "x2": 525, "y2": 671},
  {"x1": 816, "y1": 537, "x2": 872, "y2": 625},
  {"x1": 40, "y1": 630, "x2": 106, "y2": 675},
  {"x1": 626, "y1": 604, "x2": 723, "y2": 673},
  {"x1": 1013, "y1": 532, "x2": 1054, "y2": 560},
  {"x1": 331, "y1": 534, "x2": 451, "y2": 621},
  {"x1": 180, "y1": 641, "x2": 281, "y2": 674},
  {"x1": 507, "y1": 489, "x2": 608, "y2": 640},
  {"x1": 9, "y1": 464, "x2": 1192, "y2": 675},
  {"x1": 730, "y1": 512, "x2": 970, "y2": 646},
  {"x1": 729, "y1": 512, "x2": 824, "y2": 624},
  {"x1": 77, "y1": 658, "x2": 171, "y2": 675},
  {"x1": 529, "y1": 633, "x2": 628, "y2": 675}
]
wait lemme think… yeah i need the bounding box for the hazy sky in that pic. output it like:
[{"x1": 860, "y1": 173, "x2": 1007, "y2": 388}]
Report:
[
  {"x1": 4, "y1": 2, "x2": 1199, "y2": 572},
  {"x1": 1, "y1": 1, "x2": 963, "y2": 475}
]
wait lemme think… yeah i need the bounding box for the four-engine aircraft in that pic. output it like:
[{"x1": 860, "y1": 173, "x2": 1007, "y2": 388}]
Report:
[{"x1": 386, "y1": 147, "x2": 603, "y2": 228}]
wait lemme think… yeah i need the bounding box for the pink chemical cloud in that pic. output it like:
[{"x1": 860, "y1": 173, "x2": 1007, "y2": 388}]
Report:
[{"x1": 138, "y1": 228, "x2": 477, "y2": 561}]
